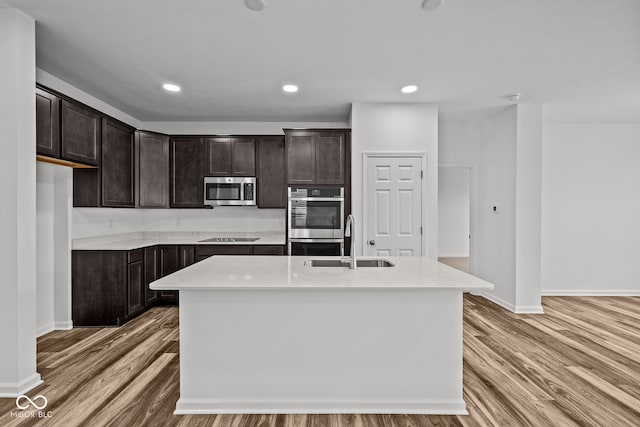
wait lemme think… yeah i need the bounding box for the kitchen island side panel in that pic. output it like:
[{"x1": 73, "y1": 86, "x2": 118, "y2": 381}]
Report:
[{"x1": 176, "y1": 288, "x2": 465, "y2": 414}]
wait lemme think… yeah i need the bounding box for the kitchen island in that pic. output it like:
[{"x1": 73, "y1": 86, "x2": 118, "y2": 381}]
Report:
[{"x1": 151, "y1": 256, "x2": 493, "y2": 415}]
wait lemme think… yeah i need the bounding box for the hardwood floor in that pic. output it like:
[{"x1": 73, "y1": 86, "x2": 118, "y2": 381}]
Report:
[{"x1": 1, "y1": 295, "x2": 639, "y2": 426}]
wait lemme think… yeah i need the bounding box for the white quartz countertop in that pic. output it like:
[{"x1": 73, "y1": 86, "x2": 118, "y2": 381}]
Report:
[
  {"x1": 150, "y1": 256, "x2": 494, "y2": 291},
  {"x1": 72, "y1": 231, "x2": 286, "y2": 250}
]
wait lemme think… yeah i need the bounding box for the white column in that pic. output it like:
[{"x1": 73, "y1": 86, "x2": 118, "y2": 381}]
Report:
[
  {"x1": 515, "y1": 104, "x2": 543, "y2": 313},
  {"x1": 0, "y1": 8, "x2": 42, "y2": 396}
]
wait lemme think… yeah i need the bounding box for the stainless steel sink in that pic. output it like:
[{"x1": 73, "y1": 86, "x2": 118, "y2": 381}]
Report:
[
  {"x1": 303, "y1": 258, "x2": 395, "y2": 268},
  {"x1": 198, "y1": 237, "x2": 260, "y2": 243}
]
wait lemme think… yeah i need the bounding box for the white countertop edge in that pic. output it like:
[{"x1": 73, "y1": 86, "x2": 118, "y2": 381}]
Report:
[
  {"x1": 149, "y1": 256, "x2": 494, "y2": 292},
  {"x1": 72, "y1": 231, "x2": 286, "y2": 250},
  {"x1": 150, "y1": 284, "x2": 492, "y2": 291}
]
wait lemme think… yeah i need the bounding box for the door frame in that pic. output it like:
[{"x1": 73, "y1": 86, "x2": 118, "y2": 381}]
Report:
[
  {"x1": 362, "y1": 152, "x2": 427, "y2": 257},
  {"x1": 438, "y1": 164, "x2": 478, "y2": 276}
]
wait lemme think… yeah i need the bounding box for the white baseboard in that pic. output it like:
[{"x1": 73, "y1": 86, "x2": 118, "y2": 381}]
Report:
[
  {"x1": 514, "y1": 305, "x2": 545, "y2": 314},
  {"x1": 175, "y1": 398, "x2": 467, "y2": 415},
  {"x1": 54, "y1": 321, "x2": 73, "y2": 330},
  {"x1": 476, "y1": 292, "x2": 516, "y2": 312},
  {"x1": 0, "y1": 373, "x2": 43, "y2": 397},
  {"x1": 37, "y1": 323, "x2": 55, "y2": 338},
  {"x1": 542, "y1": 290, "x2": 640, "y2": 296},
  {"x1": 476, "y1": 292, "x2": 544, "y2": 314}
]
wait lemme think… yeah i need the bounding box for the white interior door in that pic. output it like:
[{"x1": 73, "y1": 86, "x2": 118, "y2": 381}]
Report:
[{"x1": 365, "y1": 156, "x2": 422, "y2": 256}]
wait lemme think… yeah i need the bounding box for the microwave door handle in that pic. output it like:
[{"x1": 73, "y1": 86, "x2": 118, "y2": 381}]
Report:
[{"x1": 240, "y1": 183, "x2": 245, "y2": 201}]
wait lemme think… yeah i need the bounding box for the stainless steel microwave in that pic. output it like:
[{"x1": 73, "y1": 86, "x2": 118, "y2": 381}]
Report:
[{"x1": 204, "y1": 177, "x2": 256, "y2": 207}]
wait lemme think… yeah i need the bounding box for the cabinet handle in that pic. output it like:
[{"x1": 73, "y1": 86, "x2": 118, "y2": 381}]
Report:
[{"x1": 368, "y1": 240, "x2": 376, "y2": 246}]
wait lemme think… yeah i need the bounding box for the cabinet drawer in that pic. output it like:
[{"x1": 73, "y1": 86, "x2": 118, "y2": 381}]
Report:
[
  {"x1": 196, "y1": 245, "x2": 253, "y2": 257},
  {"x1": 128, "y1": 248, "x2": 144, "y2": 264},
  {"x1": 252, "y1": 245, "x2": 285, "y2": 256}
]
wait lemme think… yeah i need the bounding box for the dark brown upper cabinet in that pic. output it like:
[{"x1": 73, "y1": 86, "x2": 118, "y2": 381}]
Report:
[
  {"x1": 286, "y1": 130, "x2": 347, "y2": 185},
  {"x1": 61, "y1": 99, "x2": 101, "y2": 166},
  {"x1": 171, "y1": 137, "x2": 204, "y2": 208},
  {"x1": 101, "y1": 118, "x2": 135, "y2": 207},
  {"x1": 315, "y1": 133, "x2": 345, "y2": 185},
  {"x1": 257, "y1": 136, "x2": 286, "y2": 208},
  {"x1": 36, "y1": 88, "x2": 60, "y2": 157},
  {"x1": 204, "y1": 137, "x2": 256, "y2": 177},
  {"x1": 136, "y1": 131, "x2": 170, "y2": 208}
]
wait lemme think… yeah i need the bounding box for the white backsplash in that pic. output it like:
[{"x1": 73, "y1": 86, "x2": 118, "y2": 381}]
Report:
[{"x1": 71, "y1": 206, "x2": 285, "y2": 239}]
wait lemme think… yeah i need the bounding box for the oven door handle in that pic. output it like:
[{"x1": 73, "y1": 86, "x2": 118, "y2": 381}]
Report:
[{"x1": 288, "y1": 197, "x2": 344, "y2": 202}]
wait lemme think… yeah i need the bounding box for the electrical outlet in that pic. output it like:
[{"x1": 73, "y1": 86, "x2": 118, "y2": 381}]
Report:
[{"x1": 492, "y1": 205, "x2": 499, "y2": 214}]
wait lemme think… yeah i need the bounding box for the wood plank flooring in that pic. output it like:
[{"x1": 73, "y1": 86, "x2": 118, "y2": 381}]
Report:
[{"x1": 1, "y1": 294, "x2": 639, "y2": 426}]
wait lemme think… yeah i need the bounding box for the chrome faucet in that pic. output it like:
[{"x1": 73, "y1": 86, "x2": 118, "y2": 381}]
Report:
[{"x1": 344, "y1": 214, "x2": 357, "y2": 270}]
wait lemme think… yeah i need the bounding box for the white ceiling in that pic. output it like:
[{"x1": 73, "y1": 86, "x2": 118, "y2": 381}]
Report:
[{"x1": 4, "y1": 0, "x2": 640, "y2": 122}]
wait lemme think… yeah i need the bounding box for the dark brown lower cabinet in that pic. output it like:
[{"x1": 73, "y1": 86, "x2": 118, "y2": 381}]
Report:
[
  {"x1": 128, "y1": 259, "x2": 144, "y2": 316},
  {"x1": 158, "y1": 245, "x2": 179, "y2": 304},
  {"x1": 72, "y1": 243, "x2": 286, "y2": 326},
  {"x1": 72, "y1": 249, "x2": 144, "y2": 327},
  {"x1": 144, "y1": 246, "x2": 160, "y2": 307},
  {"x1": 253, "y1": 245, "x2": 286, "y2": 255}
]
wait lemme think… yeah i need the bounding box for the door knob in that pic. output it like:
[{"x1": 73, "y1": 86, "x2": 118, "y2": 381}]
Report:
[{"x1": 368, "y1": 240, "x2": 376, "y2": 246}]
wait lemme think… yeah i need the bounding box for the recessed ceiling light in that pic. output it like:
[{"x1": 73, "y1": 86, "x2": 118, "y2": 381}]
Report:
[
  {"x1": 422, "y1": 0, "x2": 445, "y2": 11},
  {"x1": 163, "y1": 83, "x2": 181, "y2": 93},
  {"x1": 282, "y1": 84, "x2": 299, "y2": 93},
  {"x1": 401, "y1": 85, "x2": 418, "y2": 94},
  {"x1": 245, "y1": 0, "x2": 265, "y2": 11}
]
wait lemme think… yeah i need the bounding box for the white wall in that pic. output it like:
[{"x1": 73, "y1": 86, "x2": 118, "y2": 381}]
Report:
[
  {"x1": 440, "y1": 107, "x2": 518, "y2": 309},
  {"x1": 438, "y1": 167, "x2": 470, "y2": 257},
  {"x1": 475, "y1": 107, "x2": 518, "y2": 309},
  {"x1": 541, "y1": 123, "x2": 640, "y2": 295},
  {"x1": 0, "y1": 7, "x2": 41, "y2": 396},
  {"x1": 36, "y1": 163, "x2": 55, "y2": 336},
  {"x1": 351, "y1": 102, "x2": 439, "y2": 258}
]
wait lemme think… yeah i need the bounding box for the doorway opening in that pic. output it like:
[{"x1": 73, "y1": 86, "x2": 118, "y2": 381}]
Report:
[{"x1": 438, "y1": 165, "x2": 477, "y2": 274}]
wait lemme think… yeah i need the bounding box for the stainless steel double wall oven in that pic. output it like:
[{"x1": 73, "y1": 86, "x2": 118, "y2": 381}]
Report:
[{"x1": 287, "y1": 186, "x2": 344, "y2": 256}]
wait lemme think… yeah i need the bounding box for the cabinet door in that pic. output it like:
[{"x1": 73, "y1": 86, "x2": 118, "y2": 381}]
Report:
[
  {"x1": 137, "y1": 131, "x2": 170, "y2": 208},
  {"x1": 73, "y1": 168, "x2": 101, "y2": 207},
  {"x1": 36, "y1": 88, "x2": 60, "y2": 157},
  {"x1": 171, "y1": 138, "x2": 204, "y2": 207},
  {"x1": 287, "y1": 133, "x2": 315, "y2": 184},
  {"x1": 315, "y1": 132, "x2": 345, "y2": 185},
  {"x1": 179, "y1": 245, "x2": 195, "y2": 268},
  {"x1": 127, "y1": 260, "x2": 144, "y2": 316},
  {"x1": 61, "y1": 99, "x2": 100, "y2": 166},
  {"x1": 102, "y1": 118, "x2": 135, "y2": 207},
  {"x1": 159, "y1": 246, "x2": 179, "y2": 277},
  {"x1": 204, "y1": 137, "x2": 232, "y2": 176},
  {"x1": 72, "y1": 251, "x2": 127, "y2": 327},
  {"x1": 159, "y1": 246, "x2": 179, "y2": 303},
  {"x1": 257, "y1": 137, "x2": 285, "y2": 208},
  {"x1": 144, "y1": 246, "x2": 159, "y2": 306},
  {"x1": 231, "y1": 138, "x2": 256, "y2": 176}
]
